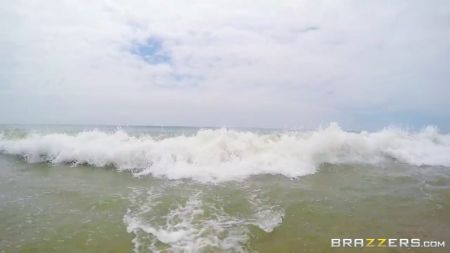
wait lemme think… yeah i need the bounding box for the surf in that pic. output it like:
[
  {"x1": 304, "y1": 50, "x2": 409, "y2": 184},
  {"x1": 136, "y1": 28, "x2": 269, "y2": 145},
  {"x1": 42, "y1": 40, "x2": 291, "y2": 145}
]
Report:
[{"x1": 0, "y1": 123, "x2": 449, "y2": 182}]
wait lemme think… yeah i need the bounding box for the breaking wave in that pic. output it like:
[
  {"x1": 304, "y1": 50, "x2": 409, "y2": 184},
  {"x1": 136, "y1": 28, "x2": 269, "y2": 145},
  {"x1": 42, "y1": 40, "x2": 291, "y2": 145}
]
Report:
[{"x1": 0, "y1": 123, "x2": 449, "y2": 182}]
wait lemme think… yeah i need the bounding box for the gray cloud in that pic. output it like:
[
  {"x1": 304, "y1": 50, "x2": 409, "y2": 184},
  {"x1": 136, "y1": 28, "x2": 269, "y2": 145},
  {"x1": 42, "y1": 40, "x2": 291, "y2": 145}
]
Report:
[{"x1": 0, "y1": 0, "x2": 449, "y2": 130}]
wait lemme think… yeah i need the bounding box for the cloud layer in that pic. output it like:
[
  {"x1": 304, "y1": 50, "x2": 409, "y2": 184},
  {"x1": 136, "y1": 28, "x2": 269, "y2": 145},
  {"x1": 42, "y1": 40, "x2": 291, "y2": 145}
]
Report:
[{"x1": 1, "y1": 0, "x2": 449, "y2": 130}]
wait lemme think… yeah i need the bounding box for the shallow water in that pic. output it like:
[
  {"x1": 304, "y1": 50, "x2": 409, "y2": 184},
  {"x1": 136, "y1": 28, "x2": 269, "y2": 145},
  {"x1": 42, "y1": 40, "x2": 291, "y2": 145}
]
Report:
[
  {"x1": 1, "y1": 156, "x2": 449, "y2": 252},
  {"x1": 0, "y1": 125, "x2": 449, "y2": 252}
]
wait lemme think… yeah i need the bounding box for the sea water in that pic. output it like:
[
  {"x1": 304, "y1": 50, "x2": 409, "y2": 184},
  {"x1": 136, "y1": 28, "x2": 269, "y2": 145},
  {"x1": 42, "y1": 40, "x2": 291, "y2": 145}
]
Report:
[{"x1": 0, "y1": 124, "x2": 449, "y2": 252}]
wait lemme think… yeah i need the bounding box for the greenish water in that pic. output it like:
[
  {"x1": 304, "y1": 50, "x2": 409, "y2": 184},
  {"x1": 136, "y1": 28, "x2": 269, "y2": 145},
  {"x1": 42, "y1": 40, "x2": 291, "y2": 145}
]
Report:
[
  {"x1": 0, "y1": 125, "x2": 449, "y2": 252},
  {"x1": 1, "y1": 156, "x2": 449, "y2": 252}
]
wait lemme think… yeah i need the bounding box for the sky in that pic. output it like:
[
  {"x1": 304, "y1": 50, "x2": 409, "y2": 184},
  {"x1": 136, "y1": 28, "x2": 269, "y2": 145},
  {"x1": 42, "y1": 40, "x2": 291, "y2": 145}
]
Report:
[{"x1": 0, "y1": 0, "x2": 449, "y2": 131}]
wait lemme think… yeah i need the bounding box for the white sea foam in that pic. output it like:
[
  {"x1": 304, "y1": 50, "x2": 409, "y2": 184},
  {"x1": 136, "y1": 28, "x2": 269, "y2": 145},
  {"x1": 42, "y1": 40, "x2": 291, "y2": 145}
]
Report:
[
  {"x1": 1, "y1": 123, "x2": 449, "y2": 182},
  {"x1": 124, "y1": 189, "x2": 248, "y2": 253},
  {"x1": 247, "y1": 190, "x2": 284, "y2": 233},
  {"x1": 123, "y1": 187, "x2": 285, "y2": 253}
]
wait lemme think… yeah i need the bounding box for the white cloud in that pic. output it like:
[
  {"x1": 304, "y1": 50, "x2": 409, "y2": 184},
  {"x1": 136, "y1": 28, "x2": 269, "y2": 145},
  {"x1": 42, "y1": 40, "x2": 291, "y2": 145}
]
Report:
[{"x1": 1, "y1": 0, "x2": 449, "y2": 130}]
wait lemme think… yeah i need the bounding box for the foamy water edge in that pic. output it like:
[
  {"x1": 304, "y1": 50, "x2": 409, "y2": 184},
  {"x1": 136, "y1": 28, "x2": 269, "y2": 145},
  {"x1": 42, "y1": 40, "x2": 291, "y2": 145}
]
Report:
[{"x1": 1, "y1": 123, "x2": 449, "y2": 182}]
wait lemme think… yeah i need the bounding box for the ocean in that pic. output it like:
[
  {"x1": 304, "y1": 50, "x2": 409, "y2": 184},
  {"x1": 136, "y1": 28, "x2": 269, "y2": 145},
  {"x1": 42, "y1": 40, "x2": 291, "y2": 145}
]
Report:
[{"x1": 0, "y1": 124, "x2": 449, "y2": 252}]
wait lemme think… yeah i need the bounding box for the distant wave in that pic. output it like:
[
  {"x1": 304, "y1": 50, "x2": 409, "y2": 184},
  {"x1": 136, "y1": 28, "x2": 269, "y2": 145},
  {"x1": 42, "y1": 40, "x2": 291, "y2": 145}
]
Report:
[{"x1": 1, "y1": 123, "x2": 449, "y2": 182}]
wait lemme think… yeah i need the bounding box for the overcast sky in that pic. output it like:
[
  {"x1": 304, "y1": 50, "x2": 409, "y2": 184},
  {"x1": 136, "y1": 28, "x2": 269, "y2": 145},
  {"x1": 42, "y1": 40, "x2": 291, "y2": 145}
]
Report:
[{"x1": 1, "y1": 0, "x2": 449, "y2": 130}]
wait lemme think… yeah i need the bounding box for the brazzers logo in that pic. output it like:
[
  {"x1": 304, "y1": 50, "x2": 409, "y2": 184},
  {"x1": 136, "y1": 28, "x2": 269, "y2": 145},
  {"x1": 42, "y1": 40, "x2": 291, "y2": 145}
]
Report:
[{"x1": 331, "y1": 238, "x2": 446, "y2": 248}]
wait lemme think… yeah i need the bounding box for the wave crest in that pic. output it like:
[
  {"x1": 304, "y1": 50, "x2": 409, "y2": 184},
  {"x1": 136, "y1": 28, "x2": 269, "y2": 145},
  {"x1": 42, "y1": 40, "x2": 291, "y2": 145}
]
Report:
[{"x1": 1, "y1": 124, "x2": 449, "y2": 182}]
